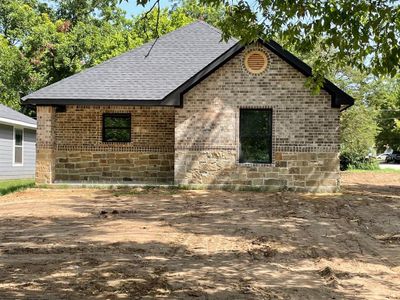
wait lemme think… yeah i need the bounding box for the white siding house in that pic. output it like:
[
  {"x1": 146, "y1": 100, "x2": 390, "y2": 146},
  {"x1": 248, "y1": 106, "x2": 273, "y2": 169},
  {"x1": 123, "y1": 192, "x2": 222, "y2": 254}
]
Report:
[{"x1": 0, "y1": 104, "x2": 36, "y2": 179}]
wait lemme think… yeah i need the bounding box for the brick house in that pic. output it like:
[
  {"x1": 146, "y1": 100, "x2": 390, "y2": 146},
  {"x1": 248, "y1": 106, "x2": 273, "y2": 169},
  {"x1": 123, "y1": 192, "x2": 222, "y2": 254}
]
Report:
[{"x1": 23, "y1": 21, "x2": 354, "y2": 192}]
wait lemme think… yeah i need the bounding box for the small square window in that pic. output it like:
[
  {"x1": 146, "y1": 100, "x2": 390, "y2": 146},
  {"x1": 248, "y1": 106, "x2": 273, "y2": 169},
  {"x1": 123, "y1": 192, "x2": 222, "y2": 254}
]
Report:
[
  {"x1": 239, "y1": 109, "x2": 272, "y2": 164},
  {"x1": 102, "y1": 114, "x2": 131, "y2": 142}
]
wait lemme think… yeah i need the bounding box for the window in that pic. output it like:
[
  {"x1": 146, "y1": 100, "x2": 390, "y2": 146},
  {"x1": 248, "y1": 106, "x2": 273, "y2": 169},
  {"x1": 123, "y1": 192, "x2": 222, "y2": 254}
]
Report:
[
  {"x1": 102, "y1": 114, "x2": 131, "y2": 142},
  {"x1": 13, "y1": 127, "x2": 23, "y2": 166},
  {"x1": 239, "y1": 109, "x2": 272, "y2": 164}
]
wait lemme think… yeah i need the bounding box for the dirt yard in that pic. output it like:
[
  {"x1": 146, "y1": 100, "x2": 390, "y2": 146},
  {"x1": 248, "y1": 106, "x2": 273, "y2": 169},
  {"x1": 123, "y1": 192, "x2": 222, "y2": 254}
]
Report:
[{"x1": 0, "y1": 172, "x2": 399, "y2": 299}]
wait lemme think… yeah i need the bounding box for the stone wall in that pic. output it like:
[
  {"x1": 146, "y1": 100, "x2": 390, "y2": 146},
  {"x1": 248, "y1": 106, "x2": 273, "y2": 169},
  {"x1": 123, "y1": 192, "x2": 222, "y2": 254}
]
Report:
[
  {"x1": 36, "y1": 105, "x2": 175, "y2": 184},
  {"x1": 175, "y1": 44, "x2": 340, "y2": 192},
  {"x1": 175, "y1": 151, "x2": 339, "y2": 192},
  {"x1": 55, "y1": 151, "x2": 174, "y2": 183}
]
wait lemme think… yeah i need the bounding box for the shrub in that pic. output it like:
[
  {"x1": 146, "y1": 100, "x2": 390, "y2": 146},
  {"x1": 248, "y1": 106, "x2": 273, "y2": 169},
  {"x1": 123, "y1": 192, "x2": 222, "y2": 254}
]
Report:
[{"x1": 340, "y1": 155, "x2": 379, "y2": 171}]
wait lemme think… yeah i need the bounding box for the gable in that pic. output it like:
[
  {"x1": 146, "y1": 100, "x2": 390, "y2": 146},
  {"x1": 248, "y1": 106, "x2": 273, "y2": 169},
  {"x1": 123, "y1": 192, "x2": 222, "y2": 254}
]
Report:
[
  {"x1": 184, "y1": 43, "x2": 334, "y2": 107},
  {"x1": 164, "y1": 40, "x2": 354, "y2": 109}
]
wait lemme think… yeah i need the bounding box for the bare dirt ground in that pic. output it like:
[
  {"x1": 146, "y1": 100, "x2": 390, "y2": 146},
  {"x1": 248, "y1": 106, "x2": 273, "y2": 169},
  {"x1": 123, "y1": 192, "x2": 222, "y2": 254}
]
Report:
[{"x1": 0, "y1": 172, "x2": 399, "y2": 299}]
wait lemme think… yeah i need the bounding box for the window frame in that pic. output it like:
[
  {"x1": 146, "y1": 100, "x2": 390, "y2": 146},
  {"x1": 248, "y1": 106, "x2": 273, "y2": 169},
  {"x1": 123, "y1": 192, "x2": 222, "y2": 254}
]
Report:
[
  {"x1": 239, "y1": 108, "x2": 273, "y2": 164},
  {"x1": 102, "y1": 113, "x2": 132, "y2": 143},
  {"x1": 13, "y1": 126, "x2": 24, "y2": 167}
]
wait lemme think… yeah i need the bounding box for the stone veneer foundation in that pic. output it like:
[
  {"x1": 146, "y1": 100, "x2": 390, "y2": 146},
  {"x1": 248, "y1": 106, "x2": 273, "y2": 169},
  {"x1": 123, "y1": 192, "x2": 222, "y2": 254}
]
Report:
[{"x1": 36, "y1": 44, "x2": 340, "y2": 192}]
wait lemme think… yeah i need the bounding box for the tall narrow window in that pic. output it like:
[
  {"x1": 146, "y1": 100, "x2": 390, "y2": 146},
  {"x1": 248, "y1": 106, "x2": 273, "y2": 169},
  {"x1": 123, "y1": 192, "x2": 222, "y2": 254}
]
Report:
[
  {"x1": 14, "y1": 128, "x2": 23, "y2": 165},
  {"x1": 239, "y1": 109, "x2": 272, "y2": 164},
  {"x1": 102, "y1": 113, "x2": 131, "y2": 142}
]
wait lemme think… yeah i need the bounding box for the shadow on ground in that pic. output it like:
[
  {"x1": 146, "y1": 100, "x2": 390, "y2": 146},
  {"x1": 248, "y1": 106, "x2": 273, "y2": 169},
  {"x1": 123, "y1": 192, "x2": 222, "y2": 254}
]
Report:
[{"x1": 0, "y1": 175, "x2": 399, "y2": 299}]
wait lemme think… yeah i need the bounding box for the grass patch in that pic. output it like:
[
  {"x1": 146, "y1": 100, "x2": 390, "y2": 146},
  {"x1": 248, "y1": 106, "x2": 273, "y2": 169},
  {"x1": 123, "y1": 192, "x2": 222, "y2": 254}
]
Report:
[
  {"x1": 344, "y1": 168, "x2": 400, "y2": 174},
  {"x1": 0, "y1": 179, "x2": 35, "y2": 196}
]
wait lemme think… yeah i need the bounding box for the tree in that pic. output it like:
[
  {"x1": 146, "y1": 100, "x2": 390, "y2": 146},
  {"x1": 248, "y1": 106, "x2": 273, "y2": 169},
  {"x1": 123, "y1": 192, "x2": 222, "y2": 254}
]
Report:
[
  {"x1": 0, "y1": 0, "x2": 224, "y2": 111},
  {"x1": 365, "y1": 77, "x2": 400, "y2": 151},
  {"x1": 134, "y1": 0, "x2": 400, "y2": 82},
  {"x1": 0, "y1": 35, "x2": 34, "y2": 110},
  {"x1": 340, "y1": 102, "x2": 379, "y2": 168}
]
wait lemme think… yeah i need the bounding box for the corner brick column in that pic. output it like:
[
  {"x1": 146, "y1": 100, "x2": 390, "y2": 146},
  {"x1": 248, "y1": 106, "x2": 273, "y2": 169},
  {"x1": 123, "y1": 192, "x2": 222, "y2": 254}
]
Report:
[{"x1": 36, "y1": 106, "x2": 56, "y2": 184}]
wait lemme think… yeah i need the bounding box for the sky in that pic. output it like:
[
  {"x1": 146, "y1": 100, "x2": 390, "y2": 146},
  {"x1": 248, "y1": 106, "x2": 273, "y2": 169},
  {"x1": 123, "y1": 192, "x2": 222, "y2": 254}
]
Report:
[{"x1": 118, "y1": 0, "x2": 171, "y2": 17}]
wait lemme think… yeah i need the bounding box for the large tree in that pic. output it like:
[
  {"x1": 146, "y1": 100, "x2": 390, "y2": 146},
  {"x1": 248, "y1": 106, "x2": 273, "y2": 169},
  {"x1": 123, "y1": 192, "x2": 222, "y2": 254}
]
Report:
[
  {"x1": 0, "y1": 0, "x2": 225, "y2": 110},
  {"x1": 135, "y1": 0, "x2": 399, "y2": 82}
]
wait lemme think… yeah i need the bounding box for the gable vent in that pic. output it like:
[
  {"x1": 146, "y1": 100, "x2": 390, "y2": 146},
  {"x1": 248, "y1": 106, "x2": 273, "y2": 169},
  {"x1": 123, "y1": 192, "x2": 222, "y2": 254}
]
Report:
[{"x1": 244, "y1": 50, "x2": 268, "y2": 74}]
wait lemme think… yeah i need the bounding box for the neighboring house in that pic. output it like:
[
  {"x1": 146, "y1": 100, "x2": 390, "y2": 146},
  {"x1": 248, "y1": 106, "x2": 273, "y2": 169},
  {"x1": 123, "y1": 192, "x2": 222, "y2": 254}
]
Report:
[
  {"x1": 22, "y1": 21, "x2": 354, "y2": 192},
  {"x1": 0, "y1": 104, "x2": 36, "y2": 179}
]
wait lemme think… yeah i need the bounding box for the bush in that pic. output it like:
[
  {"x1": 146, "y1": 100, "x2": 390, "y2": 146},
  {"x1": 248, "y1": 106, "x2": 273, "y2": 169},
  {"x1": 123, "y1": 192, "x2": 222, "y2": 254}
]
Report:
[{"x1": 340, "y1": 155, "x2": 379, "y2": 171}]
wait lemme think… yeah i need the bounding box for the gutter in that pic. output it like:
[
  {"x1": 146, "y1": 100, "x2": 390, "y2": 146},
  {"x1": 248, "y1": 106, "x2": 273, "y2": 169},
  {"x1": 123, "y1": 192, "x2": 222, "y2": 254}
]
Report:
[{"x1": 0, "y1": 117, "x2": 37, "y2": 129}]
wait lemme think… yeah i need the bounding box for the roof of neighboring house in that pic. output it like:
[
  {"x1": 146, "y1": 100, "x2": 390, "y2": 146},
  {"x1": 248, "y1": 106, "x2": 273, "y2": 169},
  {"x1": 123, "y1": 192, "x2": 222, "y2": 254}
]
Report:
[
  {"x1": 22, "y1": 21, "x2": 354, "y2": 108},
  {"x1": 0, "y1": 104, "x2": 37, "y2": 129}
]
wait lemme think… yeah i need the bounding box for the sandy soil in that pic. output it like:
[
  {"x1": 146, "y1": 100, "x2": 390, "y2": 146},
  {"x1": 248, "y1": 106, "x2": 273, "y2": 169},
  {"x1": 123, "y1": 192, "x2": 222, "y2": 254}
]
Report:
[{"x1": 0, "y1": 172, "x2": 399, "y2": 299}]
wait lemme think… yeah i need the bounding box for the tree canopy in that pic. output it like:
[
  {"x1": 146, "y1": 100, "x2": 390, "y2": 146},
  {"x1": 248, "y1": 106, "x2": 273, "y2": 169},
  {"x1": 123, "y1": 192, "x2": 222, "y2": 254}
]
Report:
[
  {"x1": 0, "y1": 0, "x2": 224, "y2": 110},
  {"x1": 189, "y1": 0, "x2": 399, "y2": 79},
  {"x1": 0, "y1": 0, "x2": 399, "y2": 155}
]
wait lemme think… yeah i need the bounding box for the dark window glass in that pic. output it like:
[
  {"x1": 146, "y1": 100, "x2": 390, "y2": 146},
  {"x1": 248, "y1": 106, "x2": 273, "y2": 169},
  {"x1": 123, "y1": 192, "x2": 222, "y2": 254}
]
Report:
[
  {"x1": 102, "y1": 114, "x2": 131, "y2": 142},
  {"x1": 239, "y1": 109, "x2": 272, "y2": 163},
  {"x1": 15, "y1": 128, "x2": 23, "y2": 146}
]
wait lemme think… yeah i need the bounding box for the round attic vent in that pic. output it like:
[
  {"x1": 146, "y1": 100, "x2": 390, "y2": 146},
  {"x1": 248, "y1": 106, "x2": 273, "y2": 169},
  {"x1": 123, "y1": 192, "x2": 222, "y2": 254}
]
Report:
[{"x1": 244, "y1": 50, "x2": 268, "y2": 74}]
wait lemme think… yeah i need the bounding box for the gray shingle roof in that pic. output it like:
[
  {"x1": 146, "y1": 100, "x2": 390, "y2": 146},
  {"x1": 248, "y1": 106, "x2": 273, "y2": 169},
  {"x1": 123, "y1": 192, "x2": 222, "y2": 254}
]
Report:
[
  {"x1": 22, "y1": 21, "x2": 237, "y2": 103},
  {"x1": 0, "y1": 104, "x2": 36, "y2": 126}
]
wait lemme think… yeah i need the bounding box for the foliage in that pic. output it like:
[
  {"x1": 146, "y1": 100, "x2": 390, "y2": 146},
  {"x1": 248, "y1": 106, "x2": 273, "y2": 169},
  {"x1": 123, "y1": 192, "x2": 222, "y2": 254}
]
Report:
[
  {"x1": 365, "y1": 77, "x2": 400, "y2": 151},
  {"x1": 0, "y1": 0, "x2": 221, "y2": 111},
  {"x1": 334, "y1": 67, "x2": 399, "y2": 164},
  {"x1": 346, "y1": 158, "x2": 380, "y2": 171},
  {"x1": 131, "y1": 0, "x2": 400, "y2": 91},
  {"x1": 340, "y1": 102, "x2": 379, "y2": 169}
]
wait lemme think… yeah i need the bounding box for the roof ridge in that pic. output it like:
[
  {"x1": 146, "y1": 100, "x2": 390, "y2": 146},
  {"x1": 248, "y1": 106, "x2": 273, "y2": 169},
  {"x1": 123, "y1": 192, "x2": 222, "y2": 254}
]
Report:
[
  {"x1": 23, "y1": 21, "x2": 207, "y2": 100},
  {"x1": 196, "y1": 20, "x2": 238, "y2": 42}
]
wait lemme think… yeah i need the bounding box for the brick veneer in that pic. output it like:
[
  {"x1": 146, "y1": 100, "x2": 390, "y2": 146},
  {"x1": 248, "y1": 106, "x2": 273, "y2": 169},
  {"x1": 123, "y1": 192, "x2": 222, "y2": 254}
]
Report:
[
  {"x1": 36, "y1": 106, "x2": 56, "y2": 184},
  {"x1": 175, "y1": 44, "x2": 340, "y2": 192},
  {"x1": 36, "y1": 105, "x2": 175, "y2": 184}
]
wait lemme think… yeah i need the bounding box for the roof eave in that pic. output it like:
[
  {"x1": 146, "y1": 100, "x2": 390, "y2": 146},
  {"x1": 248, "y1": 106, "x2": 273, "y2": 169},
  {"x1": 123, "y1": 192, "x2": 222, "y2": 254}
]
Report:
[
  {"x1": 0, "y1": 116, "x2": 37, "y2": 129},
  {"x1": 22, "y1": 98, "x2": 175, "y2": 107},
  {"x1": 259, "y1": 39, "x2": 355, "y2": 108}
]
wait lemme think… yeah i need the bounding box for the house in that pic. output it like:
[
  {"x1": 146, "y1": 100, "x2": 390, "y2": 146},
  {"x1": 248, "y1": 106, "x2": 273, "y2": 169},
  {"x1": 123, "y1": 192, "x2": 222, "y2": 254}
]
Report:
[
  {"x1": 22, "y1": 21, "x2": 354, "y2": 192},
  {"x1": 0, "y1": 104, "x2": 36, "y2": 179}
]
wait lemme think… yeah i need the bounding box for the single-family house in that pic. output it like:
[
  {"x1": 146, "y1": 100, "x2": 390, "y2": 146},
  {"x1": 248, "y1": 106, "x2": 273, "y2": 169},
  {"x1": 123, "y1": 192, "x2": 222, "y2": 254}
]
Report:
[
  {"x1": 0, "y1": 104, "x2": 36, "y2": 179},
  {"x1": 22, "y1": 21, "x2": 354, "y2": 191}
]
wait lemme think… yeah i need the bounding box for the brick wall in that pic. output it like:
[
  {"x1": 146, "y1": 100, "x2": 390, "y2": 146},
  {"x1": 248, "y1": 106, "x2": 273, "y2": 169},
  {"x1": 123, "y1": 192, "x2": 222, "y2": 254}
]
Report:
[
  {"x1": 175, "y1": 44, "x2": 340, "y2": 192},
  {"x1": 36, "y1": 105, "x2": 175, "y2": 183},
  {"x1": 36, "y1": 106, "x2": 56, "y2": 184}
]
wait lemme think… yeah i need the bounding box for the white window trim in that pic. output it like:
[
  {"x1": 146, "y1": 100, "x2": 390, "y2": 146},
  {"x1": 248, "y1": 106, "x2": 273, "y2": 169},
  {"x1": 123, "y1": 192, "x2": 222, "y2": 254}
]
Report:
[{"x1": 12, "y1": 126, "x2": 24, "y2": 167}]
